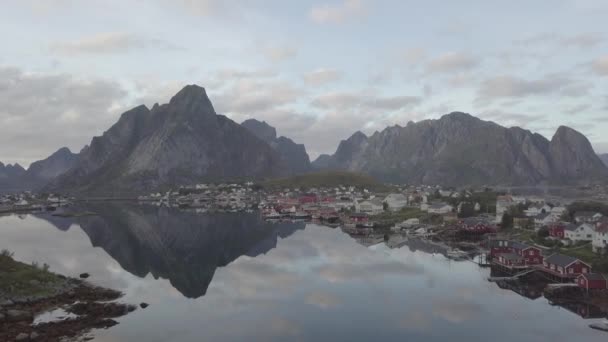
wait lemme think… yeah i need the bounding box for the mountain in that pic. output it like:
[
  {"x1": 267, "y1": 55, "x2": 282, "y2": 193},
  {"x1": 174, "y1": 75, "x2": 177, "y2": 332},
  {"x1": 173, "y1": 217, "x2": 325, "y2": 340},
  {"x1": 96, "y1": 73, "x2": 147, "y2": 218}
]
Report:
[
  {"x1": 0, "y1": 148, "x2": 79, "y2": 193},
  {"x1": 27, "y1": 147, "x2": 78, "y2": 181},
  {"x1": 0, "y1": 163, "x2": 27, "y2": 192},
  {"x1": 313, "y1": 112, "x2": 608, "y2": 185},
  {"x1": 48, "y1": 85, "x2": 286, "y2": 195},
  {"x1": 600, "y1": 154, "x2": 608, "y2": 167},
  {"x1": 241, "y1": 119, "x2": 311, "y2": 174}
]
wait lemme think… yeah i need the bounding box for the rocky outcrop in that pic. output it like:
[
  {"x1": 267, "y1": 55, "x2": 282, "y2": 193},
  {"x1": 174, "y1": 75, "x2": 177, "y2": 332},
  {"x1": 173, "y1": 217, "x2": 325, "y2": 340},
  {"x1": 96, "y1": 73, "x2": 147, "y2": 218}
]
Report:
[
  {"x1": 598, "y1": 153, "x2": 608, "y2": 167},
  {"x1": 314, "y1": 112, "x2": 608, "y2": 185},
  {"x1": 242, "y1": 119, "x2": 311, "y2": 174},
  {"x1": 26, "y1": 147, "x2": 78, "y2": 181},
  {"x1": 48, "y1": 85, "x2": 286, "y2": 195}
]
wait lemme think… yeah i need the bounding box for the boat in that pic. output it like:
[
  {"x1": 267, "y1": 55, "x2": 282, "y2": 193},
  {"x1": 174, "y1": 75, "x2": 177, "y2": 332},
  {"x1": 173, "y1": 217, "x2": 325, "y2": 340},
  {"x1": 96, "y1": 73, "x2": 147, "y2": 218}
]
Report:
[{"x1": 590, "y1": 319, "x2": 608, "y2": 332}]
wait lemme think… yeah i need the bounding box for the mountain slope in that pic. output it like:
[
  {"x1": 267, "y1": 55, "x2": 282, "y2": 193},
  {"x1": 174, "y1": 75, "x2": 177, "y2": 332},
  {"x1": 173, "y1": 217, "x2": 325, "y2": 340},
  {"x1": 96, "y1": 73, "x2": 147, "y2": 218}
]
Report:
[
  {"x1": 27, "y1": 147, "x2": 78, "y2": 181},
  {"x1": 241, "y1": 119, "x2": 311, "y2": 174},
  {"x1": 314, "y1": 112, "x2": 608, "y2": 185},
  {"x1": 600, "y1": 154, "x2": 608, "y2": 167},
  {"x1": 49, "y1": 85, "x2": 286, "y2": 195},
  {"x1": 0, "y1": 163, "x2": 27, "y2": 192}
]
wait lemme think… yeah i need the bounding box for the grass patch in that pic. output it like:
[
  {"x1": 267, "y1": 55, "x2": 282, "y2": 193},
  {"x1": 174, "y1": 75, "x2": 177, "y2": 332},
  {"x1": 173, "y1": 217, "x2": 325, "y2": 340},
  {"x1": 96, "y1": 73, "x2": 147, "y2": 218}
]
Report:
[
  {"x1": 372, "y1": 207, "x2": 426, "y2": 226},
  {"x1": 0, "y1": 254, "x2": 63, "y2": 298}
]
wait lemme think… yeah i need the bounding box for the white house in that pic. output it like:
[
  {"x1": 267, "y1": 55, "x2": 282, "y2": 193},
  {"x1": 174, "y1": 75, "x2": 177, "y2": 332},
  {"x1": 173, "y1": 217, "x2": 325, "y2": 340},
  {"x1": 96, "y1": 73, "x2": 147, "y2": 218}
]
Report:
[
  {"x1": 574, "y1": 212, "x2": 603, "y2": 224},
  {"x1": 383, "y1": 193, "x2": 408, "y2": 211},
  {"x1": 593, "y1": 221, "x2": 608, "y2": 253},
  {"x1": 427, "y1": 203, "x2": 453, "y2": 215},
  {"x1": 356, "y1": 198, "x2": 384, "y2": 215},
  {"x1": 534, "y1": 213, "x2": 556, "y2": 228},
  {"x1": 496, "y1": 195, "x2": 514, "y2": 223},
  {"x1": 525, "y1": 203, "x2": 552, "y2": 217},
  {"x1": 564, "y1": 223, "x2": 595, "y2": 243}
]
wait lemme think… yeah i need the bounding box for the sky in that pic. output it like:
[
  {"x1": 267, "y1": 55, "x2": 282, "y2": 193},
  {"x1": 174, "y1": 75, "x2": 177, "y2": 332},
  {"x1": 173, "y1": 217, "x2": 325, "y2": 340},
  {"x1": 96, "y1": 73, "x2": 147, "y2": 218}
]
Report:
[{"x1": 1, "y1": 0, "x2": 607, "y2": 167}]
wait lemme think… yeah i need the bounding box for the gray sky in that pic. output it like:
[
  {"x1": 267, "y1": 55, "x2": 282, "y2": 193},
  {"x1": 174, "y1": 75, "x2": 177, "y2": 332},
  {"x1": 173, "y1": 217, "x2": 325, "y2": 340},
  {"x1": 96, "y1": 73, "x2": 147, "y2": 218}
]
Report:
[{"x1": 1, "y1": 0, "x2": 607, "y2": 166}]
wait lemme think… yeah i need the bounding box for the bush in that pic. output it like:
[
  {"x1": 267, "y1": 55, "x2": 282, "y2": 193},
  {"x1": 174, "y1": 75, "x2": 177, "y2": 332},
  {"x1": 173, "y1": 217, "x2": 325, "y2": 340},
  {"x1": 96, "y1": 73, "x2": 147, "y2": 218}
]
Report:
[{"x1": 0, "y1": 249, "x2": 14, "y2": 258}]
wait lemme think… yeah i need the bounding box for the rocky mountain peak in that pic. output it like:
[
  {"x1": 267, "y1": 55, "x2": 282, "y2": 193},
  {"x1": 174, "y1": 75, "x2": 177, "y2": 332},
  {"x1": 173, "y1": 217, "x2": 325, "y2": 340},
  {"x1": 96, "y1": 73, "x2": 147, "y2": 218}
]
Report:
[
  {"x1": 168, "y1": 84, "x2": 215, "y2": 117},
  {"x1": 241, "y1": 119, "x2": 277, "y2": 142}
]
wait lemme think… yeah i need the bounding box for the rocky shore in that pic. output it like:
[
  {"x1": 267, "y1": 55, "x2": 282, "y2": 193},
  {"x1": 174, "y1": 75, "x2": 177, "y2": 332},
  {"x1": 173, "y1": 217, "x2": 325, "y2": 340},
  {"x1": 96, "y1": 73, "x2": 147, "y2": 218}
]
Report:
[{"x1": 0, "y1": 252, "x2": 137, "y2": 341}]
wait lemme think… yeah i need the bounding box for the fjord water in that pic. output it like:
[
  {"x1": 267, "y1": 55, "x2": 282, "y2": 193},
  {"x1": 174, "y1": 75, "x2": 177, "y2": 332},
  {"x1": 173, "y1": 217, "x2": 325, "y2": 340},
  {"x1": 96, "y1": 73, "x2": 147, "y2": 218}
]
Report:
[{"x1": 0, "y1": 204, "x2": 605, "y2": 341}]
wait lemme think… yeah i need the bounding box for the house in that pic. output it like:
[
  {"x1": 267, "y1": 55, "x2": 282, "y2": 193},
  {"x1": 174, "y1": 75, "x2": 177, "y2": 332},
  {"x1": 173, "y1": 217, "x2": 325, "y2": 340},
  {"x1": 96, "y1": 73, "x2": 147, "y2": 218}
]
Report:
[
  {"x1": 592, "y1": 220, "x2": 608, "y2": 253},
  {"x1": 400, "y1": 218, "x2": 420, "y2": 227},
  {"x1": 496, "y1": 195, "x2": 514, "y2": 223},
  {"x1": 356, "y1": 198, "x2": 384, "y2": 215},
  {"x1": 574, "y1": 211, "x2": 603, "y2": 224},
  {"x1": 534, "y1": 213, "x2": 556, "y2": 228},
  {"x1": 427, "y1": 203, "x2": 453, "y2": 214},
  {"x1": 460, "y1": 217, "x2": 497, "y2": 233},
  {"x1": 525, "y1": 203, "x2": 552, "y2": 217},
  {"x1": 490, "y1": 240, "x2": 543, "y2": 266},
  {"x1": 349, "y1": 213, "x2": 369, "y2": 223},
  {"x1": 514, "y1": 217, "x2": 533, "y2": 230},
  {"x1": 564, "y1": 223, "x2": 595, "y2": 243},
  {"x1": 548, "y1": 223, "x2": 576, "y2": 239},
  {"x1": 542, "y1": 254, "x2": 591, "y2": 278},
  {"x1": 383, "y1": 193, "x2": 408, "y2": 211},
  {"x1": 577, "y1": 273, "x2": 607, "y2": 290},
  {"x1": 550, "y1": 206, "x2": 567, "y2": 218}
]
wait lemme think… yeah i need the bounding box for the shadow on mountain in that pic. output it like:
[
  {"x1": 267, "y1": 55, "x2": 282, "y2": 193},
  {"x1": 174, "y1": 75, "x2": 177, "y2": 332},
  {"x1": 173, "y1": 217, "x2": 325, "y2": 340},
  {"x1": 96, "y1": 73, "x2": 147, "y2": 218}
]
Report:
[{"x1": 37, "y1": 203, "x2": 305, "y2": 298}]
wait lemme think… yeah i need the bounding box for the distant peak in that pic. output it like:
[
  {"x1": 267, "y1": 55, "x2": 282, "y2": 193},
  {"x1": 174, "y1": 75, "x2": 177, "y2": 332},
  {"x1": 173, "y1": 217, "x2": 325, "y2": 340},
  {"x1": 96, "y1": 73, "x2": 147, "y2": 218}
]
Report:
[
  {"x1": 350, "y1": 131, "x2": 368, "y2": 140},
  {"x1": 241, "y1": 118, "x2": 277, "y2": 142},
  {"x1": 169, "y1": 84, "x2": 215, "y2": 115},
  {"x1": 551, "y1": 125, "x2": 586, "y2": 142},
  {"x1": 441, "y1": 111, "x2": 476, "y2": 120}
]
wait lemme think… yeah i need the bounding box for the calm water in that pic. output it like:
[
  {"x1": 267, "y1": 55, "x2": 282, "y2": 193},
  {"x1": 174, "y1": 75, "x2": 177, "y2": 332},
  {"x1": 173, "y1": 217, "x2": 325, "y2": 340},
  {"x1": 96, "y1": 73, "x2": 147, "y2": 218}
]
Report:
[{"x1": 0, "y1": 203, "x2": 606, "y2": 341}]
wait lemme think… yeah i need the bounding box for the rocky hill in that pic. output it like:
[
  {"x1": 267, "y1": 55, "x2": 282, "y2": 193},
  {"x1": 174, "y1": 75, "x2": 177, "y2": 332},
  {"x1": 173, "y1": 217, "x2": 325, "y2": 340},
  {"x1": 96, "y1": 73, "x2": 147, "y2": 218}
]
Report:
[
  {"x1": 47, "y1": 85, "x2": 287, "y2": 195},
  {"x1": 600, "y1": 154, "x2": 608, "y2": 167},
  {"x1": 241, "y1": 119, "x2": 311, "y2": 174},
  {"x1": 313, "y1": 112, "x2": 608, "y2": 186}
]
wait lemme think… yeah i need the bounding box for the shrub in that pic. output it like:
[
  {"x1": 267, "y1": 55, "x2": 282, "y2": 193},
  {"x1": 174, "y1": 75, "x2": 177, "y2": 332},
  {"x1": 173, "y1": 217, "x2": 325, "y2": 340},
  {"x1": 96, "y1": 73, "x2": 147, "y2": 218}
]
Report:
[{"x1": 0, "y1": 249, "x2": 14, "y2": 258}]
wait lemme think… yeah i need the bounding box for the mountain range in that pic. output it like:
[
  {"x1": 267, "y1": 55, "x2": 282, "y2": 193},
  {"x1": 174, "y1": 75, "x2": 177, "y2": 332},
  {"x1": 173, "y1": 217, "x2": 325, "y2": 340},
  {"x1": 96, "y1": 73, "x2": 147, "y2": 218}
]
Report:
[
  {"x1": 312, "y1": 112, "x2": 608, "y2": 185},
  {"x1": 1, "y1": 85, "x2": 606, "y2": 194},
  {"x1": 600, "y1": 154, "x2": 608, "y2": 167}
]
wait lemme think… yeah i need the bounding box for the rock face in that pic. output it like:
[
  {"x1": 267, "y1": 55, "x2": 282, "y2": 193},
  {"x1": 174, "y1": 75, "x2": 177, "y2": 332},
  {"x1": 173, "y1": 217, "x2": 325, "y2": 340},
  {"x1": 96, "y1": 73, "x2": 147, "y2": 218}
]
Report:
[
  {"x1": 313, "y1": 112, "x2": 608, "y2": 185},
  {"x1": 600, "y1": 154, "x2": 608, "y2": 167},
  {"x1": 241, "y1": 119, "x2": 311, "y2": 174},
  {"x1": 0, "y1": 163, "x2": 27, "y2": 192},
  {"x1": 26, "y1": 147, "x2": 78, "y2": 181},
  {"x1": 48, "y1": 85, "x2": 286, "y2": 195}
]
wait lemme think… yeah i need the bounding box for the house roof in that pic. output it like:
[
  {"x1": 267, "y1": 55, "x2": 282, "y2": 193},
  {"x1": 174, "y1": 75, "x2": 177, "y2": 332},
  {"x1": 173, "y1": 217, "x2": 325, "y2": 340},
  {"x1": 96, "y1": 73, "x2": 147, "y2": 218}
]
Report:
[
  {"x1": 535, "y1": 213, "x2": 551, "y2": 220},
  {"x1": 498, "y1": 253, "x2": 523, "y2": 261},
  {"x1": 429, "y1": 202, "x2": 451, "y2": 209},
  {"x1": 545, "y1": 254, "x2": 586, "y2": 267},
  {"x1": 574, "y1": 211, "x2": 601, "y2": 218},
  {"x1": 510, "y1": 241, "x2": 533, "y2": 251},
  {"x1": 579, "y1": 273, "x2": 606, "y2": 281}
]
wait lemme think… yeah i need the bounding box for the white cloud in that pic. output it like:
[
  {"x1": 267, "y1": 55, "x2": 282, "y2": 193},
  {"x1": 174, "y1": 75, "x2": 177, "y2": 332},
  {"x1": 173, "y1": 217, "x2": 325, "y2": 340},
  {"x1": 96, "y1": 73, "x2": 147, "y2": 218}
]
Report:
[
  {"x1": 260, "y1": 45, "x2": 298, "y2": 62},
  {"x1": 50, "y1": 32, "x2": 181, "y2": 55},
  {"x1": 591, "y1": 55, "x2": 608, "y2": 75},
  {"x1": 426, "y1": 52, "x2": 479, "y2": 73},
  {"x1": 303, "y1": 68, "x2": 343, "y2": 86},
  {"x1": 476, "y1": 74, "x2": 586, "y2": 103},
  {"x1": 0, "y1": 66, "x2": 129, "y2": 165},
  {"x1": 310, "y1": 0, "x2": 366, "y2": 24}
]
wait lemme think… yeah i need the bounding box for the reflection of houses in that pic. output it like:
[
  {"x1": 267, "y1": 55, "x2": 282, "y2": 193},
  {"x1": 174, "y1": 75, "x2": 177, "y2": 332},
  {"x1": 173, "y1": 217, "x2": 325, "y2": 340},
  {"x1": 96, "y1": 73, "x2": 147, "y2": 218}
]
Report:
[
  {"x1": 495, "y1": 280, "x2": 543, "y2": 300},
  {"x1": 550, "y1": 301, "x2": 605, "y2": 319}
]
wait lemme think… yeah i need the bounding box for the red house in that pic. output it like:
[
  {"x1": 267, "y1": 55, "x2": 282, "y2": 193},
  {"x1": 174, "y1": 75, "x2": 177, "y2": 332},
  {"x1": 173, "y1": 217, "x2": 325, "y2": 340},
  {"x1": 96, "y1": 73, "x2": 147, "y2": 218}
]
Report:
[
  {"x1": 578, "y1": 273, "x2": 607, "y2": 290},
  {"x1": 548, "y1": 223, "x2": 576, "y2": 239},
  {"x1": 491, "y1": 240, "x2": 543, "y2": 268},
  {"x1": 542, "y1": 254, "x2": 591, "y2": 278},
  {"x1": 299, "y1": 195, "x2": 318, "y2": 204},
  {"x1": 349, "y1": 213, "x2": 369, "y2": 223}
]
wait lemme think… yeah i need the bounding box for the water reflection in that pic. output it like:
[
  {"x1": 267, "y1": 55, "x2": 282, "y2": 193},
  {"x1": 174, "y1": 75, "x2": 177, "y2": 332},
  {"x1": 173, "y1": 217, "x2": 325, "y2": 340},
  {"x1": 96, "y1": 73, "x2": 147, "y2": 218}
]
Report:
[
  {"x1": 0, "y1": 204, "x2": 606, "y2": 341},
  {"x1": 37, "y1": 203, "x2": 306, "y2": 298}
]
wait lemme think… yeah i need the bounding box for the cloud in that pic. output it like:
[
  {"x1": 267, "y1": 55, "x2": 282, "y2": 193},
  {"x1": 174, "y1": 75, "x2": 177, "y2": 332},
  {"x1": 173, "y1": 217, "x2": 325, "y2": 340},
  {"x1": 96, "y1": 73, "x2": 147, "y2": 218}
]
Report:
[
  {"x1": 402, "y1": 48, "x2": 427, "y2": 65},
  {"x1": 478, "y1": 109, "x2": 547, "y2": 128},
  {"x1": 50, "y1": 32, "x2": 181, "y2": 55},
  {"x1": 564, "y1": 103, "x2": 591, "y2": 115},
  {"x1": 476, "y1": 74, "x2": 584, "y2": 103},
  {"x1": 0, "y1": 66, "x2": 129, "y2": 165},
  {"x1": 561, "y1": 32, "x2": 605, "y2": 48},
  {"x1": 591, "y1": 55, "x2": 608, "y2": 75},
  {"x1": 310, "y1": 0, "x2": 367, "y2": 24},
  {"x1": 426, "y1": 52, "x2": 479, "y2": 73},
  {"x1": 311, "y1": 91, "x2": 421, "y2": 111},
  {"x1": 212, "y1": 78, "x2": 302, "y2": 115},
  {"x1": 260, "y1": 45, "x2": 298, "y2": 62},
  {"x1": 303, "y1": 68, "x2": 343, "y2": 86}
]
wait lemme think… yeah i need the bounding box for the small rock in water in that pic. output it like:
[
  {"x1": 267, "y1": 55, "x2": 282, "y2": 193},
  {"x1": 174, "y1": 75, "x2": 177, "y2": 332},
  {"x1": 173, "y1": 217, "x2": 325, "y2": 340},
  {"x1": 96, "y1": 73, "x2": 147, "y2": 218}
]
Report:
[
  {"x1": 140, "y1": 302, "x2": 149, "y2": 309},
  {"x1": 79, "y1": 273, "x2": 90, "y2": 279},
  {"x1": 15, "y1": 332, "x2": 29, "y2": 341},
  {"x1": 30, "y1": 331, "x2": 40, "y2": 340}
]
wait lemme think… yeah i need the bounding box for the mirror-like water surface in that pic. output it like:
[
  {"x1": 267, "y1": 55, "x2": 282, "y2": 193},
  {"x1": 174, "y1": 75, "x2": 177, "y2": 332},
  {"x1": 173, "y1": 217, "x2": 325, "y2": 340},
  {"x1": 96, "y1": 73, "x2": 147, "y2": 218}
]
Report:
[{"x1": 0, "y1": 203, "x2": 605, "y2": 341}]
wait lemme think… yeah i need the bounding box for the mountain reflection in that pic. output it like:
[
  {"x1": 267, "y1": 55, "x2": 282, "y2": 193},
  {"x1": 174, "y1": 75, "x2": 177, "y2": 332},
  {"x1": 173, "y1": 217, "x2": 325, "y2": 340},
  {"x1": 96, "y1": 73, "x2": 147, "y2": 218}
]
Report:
[{"x1": 39, "y1": 204, "x2": 305, "y2": 298}]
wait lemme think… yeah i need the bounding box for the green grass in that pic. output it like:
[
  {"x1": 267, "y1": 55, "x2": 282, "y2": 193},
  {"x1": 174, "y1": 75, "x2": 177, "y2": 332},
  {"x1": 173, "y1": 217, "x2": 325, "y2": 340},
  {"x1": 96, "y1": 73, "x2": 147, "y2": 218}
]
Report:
[
  {"x1": 0, "y1": 253, "x2": 63, "y2": 298},
  {"x1": 261, "y1": 171, "x2": 389, "y2": 191},
  {"x1": 373, "y1": 207, "x2": 425, "y2": 226}
]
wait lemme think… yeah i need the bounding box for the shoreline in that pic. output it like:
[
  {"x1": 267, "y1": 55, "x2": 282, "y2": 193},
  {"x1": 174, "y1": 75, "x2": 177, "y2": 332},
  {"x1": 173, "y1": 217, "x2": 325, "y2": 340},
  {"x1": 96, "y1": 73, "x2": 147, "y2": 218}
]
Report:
[{"x1": 0, "y1": 253, "x2": 137, "y2": 341}]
